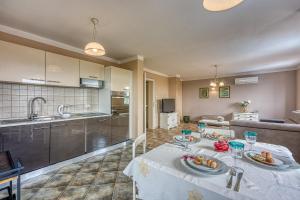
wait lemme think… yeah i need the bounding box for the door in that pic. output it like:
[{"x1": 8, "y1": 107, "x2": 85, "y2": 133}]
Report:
[
  {"x1": 0, "y1": 123, "x2": 50, "y2": 173},
  {"x1": 146, "y1": 79, "x2": 156, "y2": 129},
  {"x1": 79, "y1": 60, "x2": 104, "y2": 80},
  {"x1": 46, "y1": 52, "x2": 80, "y2": 87},
  {"x1": 86, "y1": 117, "x2": 111, "y2": 153},
  {"x1": 0, "y1": 40, "x2": 45, "y2": 84},
  {"x1": 50, "y1": 120, "x2": 85, "y2": 164},
  {"x1": 111, "y1": 114, "x2": 129, "y2": 145}
]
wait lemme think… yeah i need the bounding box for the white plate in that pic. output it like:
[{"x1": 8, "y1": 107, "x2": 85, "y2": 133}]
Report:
[
  {"x1": 186, "y1": 156, "x2": 221, "y2": 172},
  {"x1": 244, "y1": 151, "x2": 289, "y2": 170},
  {"x1": 180, "y1": 155, "x2": 229, "y2": 175},
  {"x1": 174, "y1": 135, "x2": 200, "y2": 143}
]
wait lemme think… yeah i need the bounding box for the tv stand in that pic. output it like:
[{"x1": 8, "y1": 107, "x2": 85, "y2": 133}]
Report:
[{"x1": 160, "y1": 112, "x2": 178, "y2": 129}]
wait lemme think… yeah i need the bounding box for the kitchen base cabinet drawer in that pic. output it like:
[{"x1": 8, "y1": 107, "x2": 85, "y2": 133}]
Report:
[
  {"x1": 50, "y1": 120, "x2": 85, "y2": 164},
  {"x1": 111, "y1": 114, "x2": 129, "y2": 145},
  {"x1": 0, "y1": 124, "x2": 50, "y2": 173},
  {"x1": 86, "y1": 117, "x2": 111, "y2": 153}
]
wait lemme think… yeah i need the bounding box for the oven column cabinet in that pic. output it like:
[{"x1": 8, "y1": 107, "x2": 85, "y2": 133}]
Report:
[
  {"x1": 0, "y1": 40, "x2": 45, "y2": 84},
  {"x1": 85, "y1": 117, "x2": 111, "y2": 153},
  {"x1": 0, "y1": 123, "x2": 50, "y2": 173},
  {"x1": 79, "y1": 60, "x2": 104, "y2": 80},
  {"x1": 50, "y1": 120, "x2": 85, "y2": 164},
  {"x1": 111, "y1": 114, "x2": 129, "y2": 145},
  {"x1": 46, "y1": 52, "x2": 80, "y2": 87},
  {"x1": 99, "y1": 66, "x2": 132, "y2": 114}
]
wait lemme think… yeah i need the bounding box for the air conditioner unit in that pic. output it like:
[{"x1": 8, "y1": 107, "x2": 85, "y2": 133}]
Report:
[{"x1": 235, "y1": 76, "x2": 258, "y2": 85}]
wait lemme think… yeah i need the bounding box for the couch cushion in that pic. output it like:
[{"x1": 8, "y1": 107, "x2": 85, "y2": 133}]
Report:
[
  {"x1": 289, "y1": 111, "x2": 300, "y2": 124},
  {"x1": 230, "y1": 120, "x2": 300, "y2": 132}
]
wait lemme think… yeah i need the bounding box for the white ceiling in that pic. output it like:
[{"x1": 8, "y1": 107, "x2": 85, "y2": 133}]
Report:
[{"x1": 0, "y1": 0, "x2": 300, "y2": 79}]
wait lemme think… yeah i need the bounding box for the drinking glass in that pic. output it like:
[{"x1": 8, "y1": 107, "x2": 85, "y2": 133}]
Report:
[
  {"x1": 244, "y1": 131, "x2": 257, "y2": 151},
  {"x1": 181, "y1": 129, "x2": 192, "y2": 151},
  {"x1": 198, "y1": 122, "x2": 206, "y2": 138},
  {"x1": 229, "y1": 141, "x2": 244, "y2": 167}
]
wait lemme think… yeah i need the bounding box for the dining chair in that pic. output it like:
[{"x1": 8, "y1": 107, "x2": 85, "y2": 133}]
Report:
[
  {"x1": 132, "y1": 133, "x2": 146, "y2": 200},
  {"x1": 0, "y1": 151, "x2": 24, "y2": 200}
]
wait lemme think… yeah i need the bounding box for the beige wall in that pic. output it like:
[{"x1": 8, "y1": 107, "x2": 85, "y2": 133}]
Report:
[
  {"x1": 145, "y1": 72, "x2": 169, "y2": 128},
  {"x1": 297, "y1": 69, "x2": 300, "y2": 110},
  {"x1": 120, "y1": 60, "x2": 144, "y2": 137},
  {"x1": 169, "y1": 77, "x2": 183, "y2": 120},
  {"x1": 146, "y1": 72, "x2": 169, "y2": 100},
  {"x1": 182, "y1": 71, "x2": 297, "y2": 121}
]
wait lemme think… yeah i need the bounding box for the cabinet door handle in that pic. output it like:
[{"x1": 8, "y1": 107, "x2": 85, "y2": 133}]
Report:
[
  {"x1": 29, "y1": 78, "x2": 45, "y2": 81},
  {"x1": 51, "y1": 124, "x2": 66, "y2": 127},
  {"x1": 47, "y1": 80, "x2": 61, "y2": 83},
  {"x1": 33, "y1": 127, "x2": 49, "y2": 130},
  {"x1": 98, "y1": 118, "x2": 109, "y2": 122},
  {"x1": 89, "y1": 76, "x2": 98, "y2": 79}
]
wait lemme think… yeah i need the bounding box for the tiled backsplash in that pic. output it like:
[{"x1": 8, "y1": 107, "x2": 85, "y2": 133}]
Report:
[{"x1": 0, "y1": 82, "x2": 99, "y2": 119}]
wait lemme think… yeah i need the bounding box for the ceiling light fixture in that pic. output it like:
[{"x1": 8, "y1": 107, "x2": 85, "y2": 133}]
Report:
[
  {"x1": 84, "y1": 18, "x2": 105, "y2": 56},
  {"x1": 203, "y1": 0, "x2": 244, "y2": 12},
  {"x1": 210, "y1": 65, "x2": 224, "y2": 87}
]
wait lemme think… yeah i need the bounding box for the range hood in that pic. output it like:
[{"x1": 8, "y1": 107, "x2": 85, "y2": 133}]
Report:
[{"x1": 80, "y1": 78, "x2": 104, "y2": 88}]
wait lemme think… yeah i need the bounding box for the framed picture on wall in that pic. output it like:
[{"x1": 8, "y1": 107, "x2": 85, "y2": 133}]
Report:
[
  {"x1": 219, "y1": 86, "x2": 230, "y2": 98},
  {"x1": 199, "y1": 87, "x2": 209, "y2": 98}
]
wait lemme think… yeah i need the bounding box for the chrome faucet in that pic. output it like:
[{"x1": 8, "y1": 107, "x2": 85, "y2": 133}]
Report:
[{"x1": 29, "y1": 97, "x2": 47, "y2": 120}]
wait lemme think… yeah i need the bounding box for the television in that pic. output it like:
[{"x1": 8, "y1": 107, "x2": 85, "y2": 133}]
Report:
[{"x1": 161, "y1": 99, "x2": 175, "y2": 113}]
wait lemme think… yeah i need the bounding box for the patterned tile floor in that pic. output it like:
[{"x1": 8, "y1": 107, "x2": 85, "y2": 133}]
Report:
[{"x1": 0, "y1": 123, "x2": 197, "y2": 200}]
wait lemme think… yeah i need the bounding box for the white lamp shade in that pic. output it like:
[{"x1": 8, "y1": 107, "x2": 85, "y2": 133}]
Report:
[
  {"x1": 210, "y1": 81, "x2": 217, "y2": 87},
  {"x1": 84, "y1": 42, "x2": 105, "y2": 56},
  {"x1": 203, "y1": 0, "x2": 244, "y2": 11}
]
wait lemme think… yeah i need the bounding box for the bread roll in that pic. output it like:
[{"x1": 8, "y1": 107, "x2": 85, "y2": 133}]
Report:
[{"x1": 210, "y1": 161, "x2": 218, "y2": 169}]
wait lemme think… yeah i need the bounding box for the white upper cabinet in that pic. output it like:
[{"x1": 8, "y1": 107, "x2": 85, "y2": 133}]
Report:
[
  {"x1": 110, "y1": 66, "x2": 132, "y2": 91},
  {"x1": 79, "y1": 60, "x2": 104, "y2": 80},
  {"x1": 46, "y1": 52, "x2": 80, "y2": 87},
  {"x1": 0, "y1": 40, "x2": 45, "y2": 84}
]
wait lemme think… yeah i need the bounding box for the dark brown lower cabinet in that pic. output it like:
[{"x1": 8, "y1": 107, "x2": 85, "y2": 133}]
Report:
[
  {"x1": 0, "y1": 123, "x2": 50, "y2": 173},
  {"x1": 111, "y1": 114, "x2": 129, "y2": 145},
  {"x1": 50, "y1": 120, "x2": 85, "y2": 164},
  {"x1": 86, "y1": 117, "x2": 111, "y2": 153}
]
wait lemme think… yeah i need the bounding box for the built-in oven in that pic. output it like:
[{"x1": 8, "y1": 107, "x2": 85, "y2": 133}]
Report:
[
  {"x1": 111, "y1": 91, "x2": 129, "y2": 115},
  {"x1": 111, "y1": 91, "x2": 130, "y2": 144}
]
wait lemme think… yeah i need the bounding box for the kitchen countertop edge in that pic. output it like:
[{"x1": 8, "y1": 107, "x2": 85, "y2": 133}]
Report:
[{"x1": 0, "y1": 114, "x2": 112, "y2": 128}]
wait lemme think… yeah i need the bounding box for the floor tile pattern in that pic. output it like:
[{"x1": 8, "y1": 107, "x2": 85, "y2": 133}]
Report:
[{"x1": 0, "y1": 124, "x2": 197, "y2": 200}]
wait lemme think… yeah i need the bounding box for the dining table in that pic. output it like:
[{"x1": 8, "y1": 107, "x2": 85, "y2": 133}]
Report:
[{"x1": 123, "y1": 132, "x2": 300, "y2": 200}]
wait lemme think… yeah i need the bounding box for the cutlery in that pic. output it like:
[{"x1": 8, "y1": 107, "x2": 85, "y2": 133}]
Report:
[
  {"x1": 226, "y1": 168, "x2": 236, "y2": 189},
  {"x1": 234, "y1": 171, "x2": 244, "y2": 192}
]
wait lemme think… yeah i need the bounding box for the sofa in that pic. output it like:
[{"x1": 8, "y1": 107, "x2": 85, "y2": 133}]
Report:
[{"x1": 230, "y1": 111, "x2": 300, "y2": 162}]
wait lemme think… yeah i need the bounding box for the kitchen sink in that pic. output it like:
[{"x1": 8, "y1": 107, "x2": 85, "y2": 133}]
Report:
[
  {"x1": 0, "y1": 113, "x2": 108, "y2": 125},
  {"x1": 0, "y1": 116, "x2": 59, "y2": 124}
]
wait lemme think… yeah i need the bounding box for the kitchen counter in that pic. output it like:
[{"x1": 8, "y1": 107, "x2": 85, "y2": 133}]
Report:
[{"x1": 0, "y1": 112, "x2": 111, "y2": 128}]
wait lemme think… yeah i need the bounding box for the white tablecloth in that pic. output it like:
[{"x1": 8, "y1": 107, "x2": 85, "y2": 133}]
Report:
[{"x1": 124, "y1": 139, "x2": 300, "y2": 200}]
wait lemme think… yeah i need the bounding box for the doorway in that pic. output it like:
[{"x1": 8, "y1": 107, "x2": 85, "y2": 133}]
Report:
[{"x1": 145, "y1": 79, "x2": 156, "y2": 129}]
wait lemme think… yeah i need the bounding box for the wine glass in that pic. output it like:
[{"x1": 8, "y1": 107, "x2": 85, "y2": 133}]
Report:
[
  {"x1": 229, "y1": 141, "x2": 244, "y2": 167},
  {"x1": 244, "y1": 131, "x2": 257, "y2": 151}
]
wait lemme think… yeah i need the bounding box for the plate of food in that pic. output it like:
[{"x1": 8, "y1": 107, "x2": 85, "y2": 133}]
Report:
[
  {"x1": 202, "y1": 132, "x2": 231, "y2": 141},
  {"x1": 244, "y1": 151, "x2": 289, "y2": 169},
  {"x1": 174, "y1": 135, "x2": 199, "y2": 143},
  {"x1": 180, "y1": 154, "x2": 229, "y2": 175}
]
